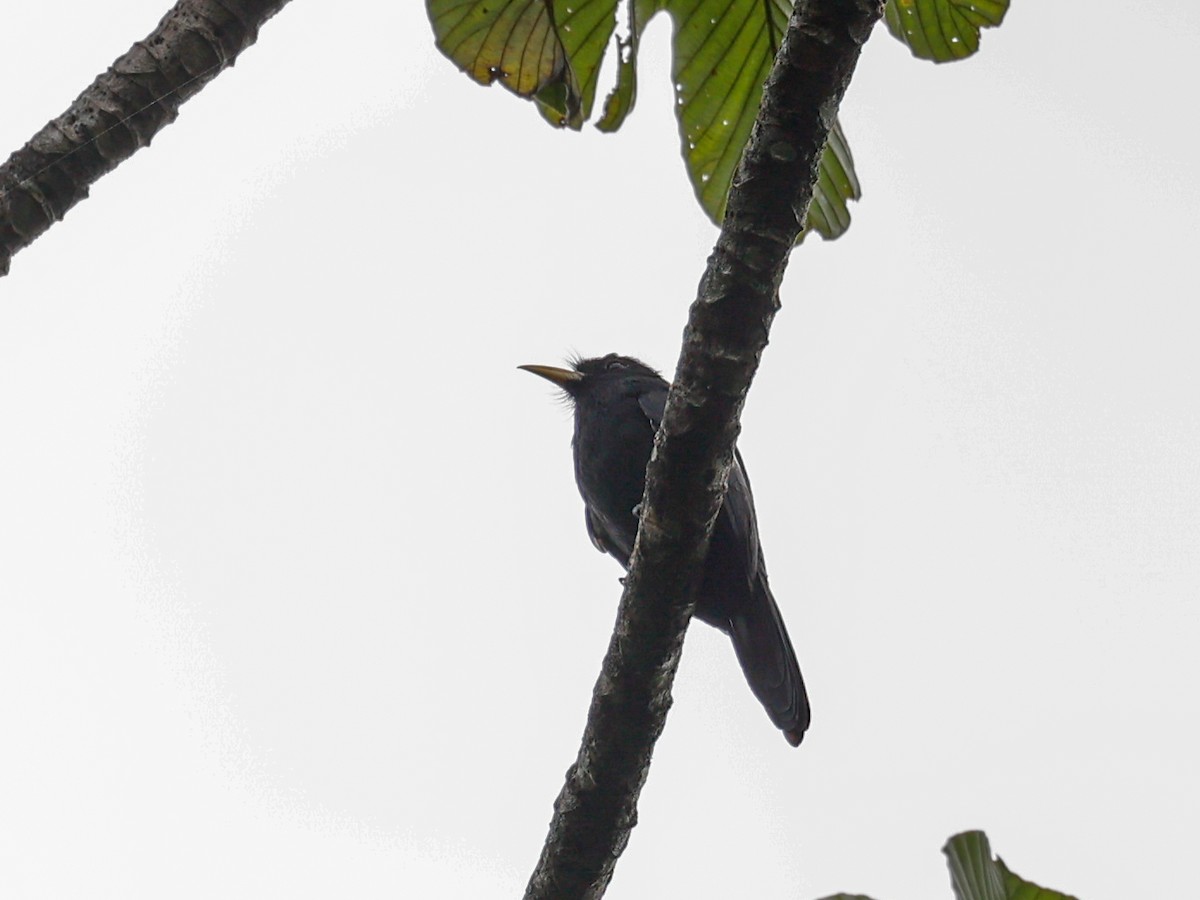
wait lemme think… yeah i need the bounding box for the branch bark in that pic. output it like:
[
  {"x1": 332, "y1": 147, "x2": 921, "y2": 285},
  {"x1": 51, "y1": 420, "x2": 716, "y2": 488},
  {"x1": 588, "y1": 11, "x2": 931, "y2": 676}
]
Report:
[
  {"x1": 524, "y1": 0, "x2": 884, "y2": 897},
  {"x1": 0, "y1": 0, "x2": 292, "y2": 276}
]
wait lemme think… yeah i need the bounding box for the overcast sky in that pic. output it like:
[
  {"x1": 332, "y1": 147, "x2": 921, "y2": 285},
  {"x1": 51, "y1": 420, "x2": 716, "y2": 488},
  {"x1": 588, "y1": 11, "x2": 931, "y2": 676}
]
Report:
[{"x1": 2, "y1": 3, "x2": 1197, "y2": 899}]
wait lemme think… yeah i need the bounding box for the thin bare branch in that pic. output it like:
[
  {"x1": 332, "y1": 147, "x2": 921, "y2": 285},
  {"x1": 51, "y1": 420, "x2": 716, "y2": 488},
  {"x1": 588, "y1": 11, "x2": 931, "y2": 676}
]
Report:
[{"x1": 0, "y1": 0, "x2": 292, "y2": 276}]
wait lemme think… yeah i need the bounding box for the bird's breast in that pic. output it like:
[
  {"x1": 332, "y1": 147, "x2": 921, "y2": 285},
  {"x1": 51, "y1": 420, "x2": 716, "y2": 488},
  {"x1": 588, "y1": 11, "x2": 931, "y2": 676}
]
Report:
[{"x1": 572, "y1": 396, "x2": 656, "y2": 543}]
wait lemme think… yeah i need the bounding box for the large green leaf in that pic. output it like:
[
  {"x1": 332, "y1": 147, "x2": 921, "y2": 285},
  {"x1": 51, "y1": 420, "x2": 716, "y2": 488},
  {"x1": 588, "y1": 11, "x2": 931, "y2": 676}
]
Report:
[
  {"x1": 665, "y1": 0, "x2": 791, "y2": 225},
  {"x1": 945, "y1": 831, "x2": 1009, "y2": 900},
  {"x1": 595, "y1": 0, "x2": 660, "y2": 132},
  {"x1": 598, "y1": 0, "x2": 859, "y2": 239},
  {"x1": 428, "y1": 0, "x2": 866, "y2": 239},
  {"x1": 813, "y1": 832, "x2": 1079, "y2": 900},
  {"x1": 429, "y1": 0, "x2": 1010, "y2": 239},
  {"x1": 883, "y1": 0, "x2": 1009, "y2": 62},
  {"x1": 542, "y1": 0, "x2": 622, "y2": 126},
  {"x1": 809, "y1": 120, "x2": 859, "y2": 240},
  {"x1": 943, "y1": 831, "x2": 1080, "y2": 900},
  {"x1": 427, "y1": 0, "x2": 588, "y2": 127},
  {"x1": 997, "y1": 859, "x2": 1081, "y2": 900}
]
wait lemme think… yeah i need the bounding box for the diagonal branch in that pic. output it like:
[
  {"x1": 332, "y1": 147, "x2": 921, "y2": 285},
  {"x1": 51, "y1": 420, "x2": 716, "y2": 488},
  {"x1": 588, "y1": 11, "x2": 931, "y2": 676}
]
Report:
[
  {"x1": 524, "y1": 0, "x2": 884, "y2": 897},
  {"x1": 0, "y1": 0, "x2": 292, "y2": 277}
]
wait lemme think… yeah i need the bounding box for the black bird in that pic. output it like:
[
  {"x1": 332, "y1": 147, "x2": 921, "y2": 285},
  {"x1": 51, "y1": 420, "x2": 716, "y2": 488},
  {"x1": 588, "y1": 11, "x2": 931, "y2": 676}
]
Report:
[{"x1": 520, "y1": 353, "x2": 810, "y2": 746}]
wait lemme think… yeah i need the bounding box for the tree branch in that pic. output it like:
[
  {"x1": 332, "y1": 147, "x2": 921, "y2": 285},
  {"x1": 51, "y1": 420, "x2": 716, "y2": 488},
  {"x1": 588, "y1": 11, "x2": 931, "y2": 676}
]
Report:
[
  {"x1": 524, "y1": 0, "x2": 884, "y2": 897},
  {"x1": 0, "y1": 0, "x2": 292, "y2": 276}
]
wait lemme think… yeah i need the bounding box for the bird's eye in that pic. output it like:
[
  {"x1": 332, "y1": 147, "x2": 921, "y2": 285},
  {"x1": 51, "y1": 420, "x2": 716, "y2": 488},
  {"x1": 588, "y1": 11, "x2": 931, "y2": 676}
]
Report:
[{"x1": 604, "y1": 358, "x2": 626, "y2": 371}]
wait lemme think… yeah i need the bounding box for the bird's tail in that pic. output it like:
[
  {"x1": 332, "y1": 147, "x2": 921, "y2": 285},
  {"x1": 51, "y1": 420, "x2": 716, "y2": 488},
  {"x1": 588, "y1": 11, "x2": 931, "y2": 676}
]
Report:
[{"x1": 729, "y1": 582, "x2": 810, "y2": 746}]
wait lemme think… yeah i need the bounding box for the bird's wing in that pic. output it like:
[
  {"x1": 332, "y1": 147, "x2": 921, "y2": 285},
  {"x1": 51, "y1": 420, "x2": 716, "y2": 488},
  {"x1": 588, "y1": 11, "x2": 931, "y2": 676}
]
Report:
[
  {"x1": 727, "y1": 582, "x2": 810, "y2": 744},
  {"x1": 721, "y1": 453, "x2": 807, "y2": 743},
  {"x1": 569, "y1": 383, "x2": 666, "y2": 566},
  {"x1": 585, "y1": 507, "x2": 618, "y2": 555},
  {"x1": 638, "y1": 379, "x2": 807, "y2": 741},
  {"x1": 636, "y1": 383, "x2": 667, "y2": 429},
  {"x1": 723, "y1": 449, "x2": 763, "y2": 580},
  {"x1": 639, "y1": 382, "x2": 761, "y2": 575}
]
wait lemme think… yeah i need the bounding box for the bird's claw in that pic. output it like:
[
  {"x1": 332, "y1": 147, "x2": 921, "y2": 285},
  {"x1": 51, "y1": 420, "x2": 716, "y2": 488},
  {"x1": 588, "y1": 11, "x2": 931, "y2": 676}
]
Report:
[{"x1": 632, "y1": 502, "x2": 643, "y2": 519}]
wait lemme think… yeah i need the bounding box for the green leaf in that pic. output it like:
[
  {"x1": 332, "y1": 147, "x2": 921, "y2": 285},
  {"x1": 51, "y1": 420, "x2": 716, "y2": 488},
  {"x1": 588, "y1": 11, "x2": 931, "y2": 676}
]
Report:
[
  {"x1": 943, "y1": 831, "x2": 1080, "y2": 900},
  {"x1": 427, "y1": 0, "x2": 586, "y2": 127},
  {"x1": 596, "y1": 0, "x2": 661, "y2": 132},
  {"x1": 427, "y1": 0, "x2": 863, "y2": 238},
  {"x1": 945, "y1": 831, "x2": 1008, "y2": 900},
  {"x1": 541, "y1": 0, "x2": 621, "y2": 127},
  {"x1": 661, "y1": 0, "x2": 857, "y2": 240},
  {"x1": 883, "y1": 0, "x2": 1009, "y2": 62},
  {"x1": 665, "y1": 0, "x2": 787, "y2": 224},
  {"x1": 806, "y1": 120, "x2": 860, "y2": 240},
  {"x1": 596, "y1": 40, "x2": 637, "y2": 132},
  {"x1": 997, "y1": 858, "x2": 1081, "y2": 900}
]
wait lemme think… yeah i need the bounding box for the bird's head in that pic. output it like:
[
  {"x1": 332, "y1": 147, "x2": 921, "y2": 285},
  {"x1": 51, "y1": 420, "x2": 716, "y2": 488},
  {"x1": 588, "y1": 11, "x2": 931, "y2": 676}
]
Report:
[{"x1": 519, "y1": 354, "x2": 662, "y2": 398}]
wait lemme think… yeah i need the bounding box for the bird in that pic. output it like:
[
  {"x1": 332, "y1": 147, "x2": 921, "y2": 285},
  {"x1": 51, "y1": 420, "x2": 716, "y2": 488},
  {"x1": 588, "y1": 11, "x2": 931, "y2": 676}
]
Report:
[{"x1": 520, "y1": 353, "x2": 810, "y2": 746}]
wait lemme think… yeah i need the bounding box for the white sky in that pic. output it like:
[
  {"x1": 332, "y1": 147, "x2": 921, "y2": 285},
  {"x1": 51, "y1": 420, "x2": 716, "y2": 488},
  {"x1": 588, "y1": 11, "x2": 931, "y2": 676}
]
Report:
[{"x1": 1, "y1": 3, "x2": 1197, "y2": 898}]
